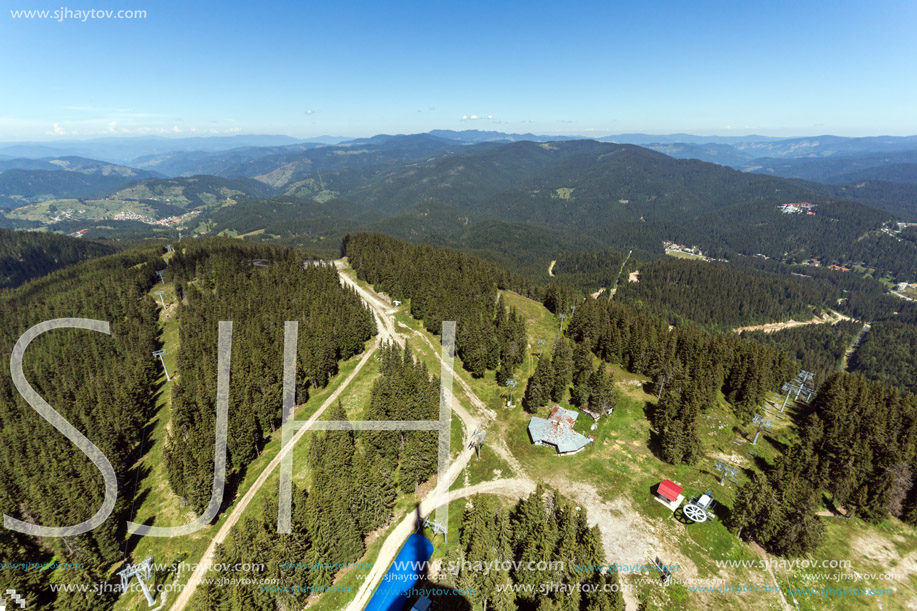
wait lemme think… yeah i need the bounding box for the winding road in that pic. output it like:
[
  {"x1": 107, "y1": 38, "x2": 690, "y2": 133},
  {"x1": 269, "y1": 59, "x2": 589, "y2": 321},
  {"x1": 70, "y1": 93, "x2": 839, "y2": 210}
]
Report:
[{"x1": 170, "y1": 259, "x2": 643, "y2": 611}]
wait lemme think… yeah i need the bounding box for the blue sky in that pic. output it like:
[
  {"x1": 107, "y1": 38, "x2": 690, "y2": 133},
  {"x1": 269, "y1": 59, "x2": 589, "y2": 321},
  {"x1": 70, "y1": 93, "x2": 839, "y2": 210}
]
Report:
[{"x1": 2, "y1": 0, "x2": 916, "y2": 140}]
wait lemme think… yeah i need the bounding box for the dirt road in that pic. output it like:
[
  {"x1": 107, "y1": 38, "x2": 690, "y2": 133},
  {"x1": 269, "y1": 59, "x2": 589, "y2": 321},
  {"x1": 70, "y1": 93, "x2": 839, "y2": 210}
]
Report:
[
  {"x1": 733, "y1": 310, "x2": 852, "y2": 334},
  {"x1": 170, "y1": 262, "x2": 392, "y2": 610},
  {"x1": 168, "y1": 336, "x2": 381, "y2": 611}
]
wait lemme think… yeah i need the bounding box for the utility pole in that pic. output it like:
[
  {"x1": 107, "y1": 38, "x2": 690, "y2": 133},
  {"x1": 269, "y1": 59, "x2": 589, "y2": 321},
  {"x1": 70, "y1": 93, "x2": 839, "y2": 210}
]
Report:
[
  {"x1": 751, "y1": 414, "x2": 772, "y2": 445},
  {"x1": 506, "y1": 378, "x2": 518, "y2": 407},
  {"x1": 155, "y1": 291, "x2": 167, "y2": 309},
  {"x1": 153, "y1": 349, "x2": 171, "y2": 382}
]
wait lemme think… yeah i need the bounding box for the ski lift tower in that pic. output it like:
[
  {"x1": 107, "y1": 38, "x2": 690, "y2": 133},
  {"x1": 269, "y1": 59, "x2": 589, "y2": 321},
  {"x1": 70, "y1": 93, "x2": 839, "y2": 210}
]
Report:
[
  {"x1": 422, "y1": 516, "x2": 447, "y2": 544},
  {"x1": 155, "y1": 270, "x2": 166, "y2": 285},
  {"x1": 152, "y1": 350, "x2": 171, "y2": 382},
  {"x1": 536, "y1": 338, "x2": 547, "y2": 357},
  {"x1": 155, "y1": 291, "x2": 167, "y2": 308},
  {"x1": 558, "y1": 313, "x2": 566, "y2": 335},
  {"x1": 165, "y1": 244, "x2": 174, "y2": 254},
  {"x1": 469, "y1": 429, "x2": 488, "y2": 459},
  {"x1": 683, "y1": 492, "x2": 714, "y2": 523},
  {"x1": 751, "y1": 414, "x2": 772, "y2": 445},
  {"x1": 714, "y1": 461, "x2": 738, "y2": 486},
  {"x1": 779, "y1": 370, "x2": 816, "y2": 412},
  {"x1": 505, "y1": 378, "x2": 518, "y2": 407},
  {"x1": 117, "y1": 556, "x2": 155, "y2": 607}
]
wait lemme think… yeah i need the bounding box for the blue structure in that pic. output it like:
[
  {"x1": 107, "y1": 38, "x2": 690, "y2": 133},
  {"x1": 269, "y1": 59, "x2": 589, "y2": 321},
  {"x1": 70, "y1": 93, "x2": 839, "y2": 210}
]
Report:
[{"x1": 365, "y1": 533, "x2": 434, "y2": 611}]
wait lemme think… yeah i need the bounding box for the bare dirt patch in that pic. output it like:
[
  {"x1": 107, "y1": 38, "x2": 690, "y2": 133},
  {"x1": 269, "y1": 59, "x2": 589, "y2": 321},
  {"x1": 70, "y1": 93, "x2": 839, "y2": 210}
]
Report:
[{"x1": 732, "y1": 310, "x2": 852, "y2": 334}]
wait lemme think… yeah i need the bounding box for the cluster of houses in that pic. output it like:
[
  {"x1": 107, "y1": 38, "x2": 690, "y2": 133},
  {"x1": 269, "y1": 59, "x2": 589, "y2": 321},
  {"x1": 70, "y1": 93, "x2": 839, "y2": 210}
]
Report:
[
  {"x1": 663, "y1": 241, "x2": 704, "y2": 257},
  {"x1": 151, "y1": 209, "x2": 201, "y2": 227},
  {"x1": 778, "y1": 202, "x2": 816, "y2": 215}
]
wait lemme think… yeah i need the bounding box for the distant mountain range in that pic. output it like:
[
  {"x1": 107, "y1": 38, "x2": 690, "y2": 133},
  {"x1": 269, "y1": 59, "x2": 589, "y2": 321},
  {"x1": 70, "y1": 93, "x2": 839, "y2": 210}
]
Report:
[
  {"x1": 2, "y1": 132, "x2": 916, "y2": 281},
  {"x1": 1, "y1": 131, "x2": 916, "y2": 197},
  {"x1": 170, "y1": 137, "x2": 916, "y2": 280},
  {"x1": 0, "y1": 157, "x2": 163, "y2": 208},
  {"x1": 0, "y1": 135, "x2": 342, "y2": 165}
]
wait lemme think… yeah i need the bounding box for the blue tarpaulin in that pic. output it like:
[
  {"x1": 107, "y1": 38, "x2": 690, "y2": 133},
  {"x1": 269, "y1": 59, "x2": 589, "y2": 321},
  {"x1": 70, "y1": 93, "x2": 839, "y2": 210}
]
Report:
[{"x1": 364, "y1": 533, "x2": 434, "y2": 611}]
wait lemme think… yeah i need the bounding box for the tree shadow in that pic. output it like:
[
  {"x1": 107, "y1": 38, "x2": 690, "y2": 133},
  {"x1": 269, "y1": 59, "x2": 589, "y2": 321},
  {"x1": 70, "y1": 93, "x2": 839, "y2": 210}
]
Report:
[
  {"x1": 119, "y1": 507, "x2": 153, "y2": 559},
  {"x1": 644, "y1": 402, "x2": 672, "y2": 463}
]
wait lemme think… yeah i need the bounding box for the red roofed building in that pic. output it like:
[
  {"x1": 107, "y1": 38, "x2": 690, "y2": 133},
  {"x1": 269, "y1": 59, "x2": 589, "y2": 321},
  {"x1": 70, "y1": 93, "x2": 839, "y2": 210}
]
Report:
[
  {"x1": 654, "y1": 480, "x2": 685, "y2": 511},
  {"x1": 657, "y1": 480, "x2": 682, "y2": 502}
]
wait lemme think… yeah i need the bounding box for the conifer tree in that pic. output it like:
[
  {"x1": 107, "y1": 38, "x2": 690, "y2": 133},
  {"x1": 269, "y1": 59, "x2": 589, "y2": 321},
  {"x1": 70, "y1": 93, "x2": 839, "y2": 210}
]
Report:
[
  {"x1": 587, "y1": 364, "x2": 617, "y2": 416},
  {"x1": 523, "y1": 356, "x2": 555, "y2": 412},
  {"x1": 551, "y1": 337, "x2": 574, "y2": 402}
]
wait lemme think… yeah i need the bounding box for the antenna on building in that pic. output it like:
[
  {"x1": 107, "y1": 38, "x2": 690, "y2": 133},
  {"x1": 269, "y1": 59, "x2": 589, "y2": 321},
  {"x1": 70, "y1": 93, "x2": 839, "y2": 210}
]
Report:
[
  {"x1": 152, "y1": 350, "x2": 171, "y2": 382},
  {"x1": 117, "y1": 556, "x2": 155, "y2": 607},
  {"x1": 751, "y1": 414, "x2": 772, "y2": 445},
  {"x1": 155, "y1": 291, "x2": 167, "y2": 309},
  {"x1": 505, "y1": 378, "x2": 518, "y2": 407}
]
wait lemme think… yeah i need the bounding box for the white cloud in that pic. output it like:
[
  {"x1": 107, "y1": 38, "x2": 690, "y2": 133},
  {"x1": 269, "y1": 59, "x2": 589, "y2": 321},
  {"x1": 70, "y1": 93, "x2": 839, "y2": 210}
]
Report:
[
  {"x1": 49, "y1": 123, "x2": 66, "y2": 135},
  {"x1": 107, "y1": 121, "x2": 118, "y2": 133},
  {"x1": 305, "y1": 109, "x2": 316, "y2": 115},
  {"x1": 462, "y1": 114, "x2": 495, "y2": 121}
]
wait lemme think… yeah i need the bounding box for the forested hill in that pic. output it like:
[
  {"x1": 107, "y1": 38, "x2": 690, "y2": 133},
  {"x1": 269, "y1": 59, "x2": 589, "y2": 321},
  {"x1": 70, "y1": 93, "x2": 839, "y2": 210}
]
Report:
[
  {"x1": 0, "y1": 248, "x2": 162, "y2": 609},
  {"x1": 615, "y1": 258, "x2": 823, "y2": 328},
  {"x1": 0, "y1": 169, "x2": 142, "y2": 208},
  {"x1": 163, "y1": 240, "x2": 376, "y2": 512},
  {"x1": 0, "y1": 228, "x2": 116, "y2": 288},
  {"x1": 173, "y1": 138, "x2": 917, "y2": 281},
  {"x1": 0, "y1": 239, "x2": 378, "y2": 610},
  {"x1": 733, "y1": 372, "x2": 917, "y2": 555},
  {"x1": 102, "y1": 174, "x2": 279, "y2": 209},
  {"x1": 339, "y1": 140, "x2": 817, "y2": 220},
  {"x1": 345, "y1": 232, "x2": 530, "y2": 381}
]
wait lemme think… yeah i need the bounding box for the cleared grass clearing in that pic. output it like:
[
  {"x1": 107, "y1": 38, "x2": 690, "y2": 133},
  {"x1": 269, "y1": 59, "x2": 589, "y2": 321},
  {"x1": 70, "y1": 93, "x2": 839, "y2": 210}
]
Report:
[{"x1": 482, "y1": 290, "x2": 917, "y2": 610}]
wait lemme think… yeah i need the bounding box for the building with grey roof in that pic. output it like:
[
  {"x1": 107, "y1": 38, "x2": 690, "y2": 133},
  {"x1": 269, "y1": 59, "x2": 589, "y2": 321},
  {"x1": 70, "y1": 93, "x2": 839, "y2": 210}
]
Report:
[{"x1": 528, "y1": 406, "x2": 594, "y2": 456}]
